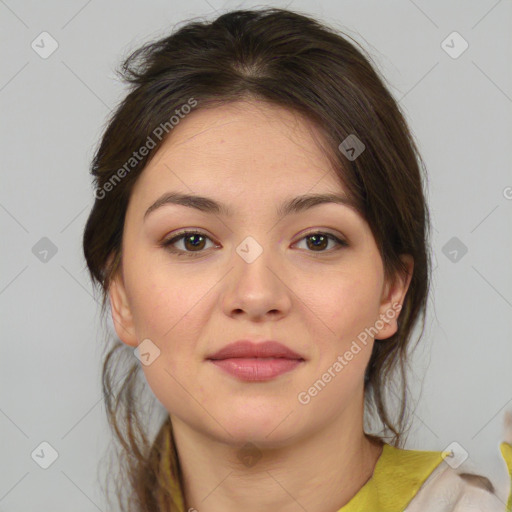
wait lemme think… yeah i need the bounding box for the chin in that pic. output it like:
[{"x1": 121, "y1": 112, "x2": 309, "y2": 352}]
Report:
[{"x1": 212, "y1": 408, "x2": 303, "y2": 447}]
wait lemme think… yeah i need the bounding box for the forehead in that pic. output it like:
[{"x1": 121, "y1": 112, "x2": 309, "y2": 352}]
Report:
[
  {"x1": 130, "y1": 100, "x2": 347, "y2": 208},
  {"x1": 165, "y1": 99, "x2": 325, "y2": 153}
]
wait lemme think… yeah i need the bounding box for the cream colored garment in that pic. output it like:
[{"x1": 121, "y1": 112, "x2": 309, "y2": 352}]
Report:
[
  {"x1": 405, "y1": 441, "x2": 512, "y2": 511},
  {"x1": 337, "y1": 411, "x2": 512, "y2": 512}
]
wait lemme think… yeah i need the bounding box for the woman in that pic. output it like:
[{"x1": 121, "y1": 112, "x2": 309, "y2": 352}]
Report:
[{"x1": 82, "y1": 7, "x2": 512, "y2": 511}]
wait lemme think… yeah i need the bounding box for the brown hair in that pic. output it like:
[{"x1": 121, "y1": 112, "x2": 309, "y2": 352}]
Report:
[{"x1": 82, "y1": 7, "x2": 431, "y2": 511}]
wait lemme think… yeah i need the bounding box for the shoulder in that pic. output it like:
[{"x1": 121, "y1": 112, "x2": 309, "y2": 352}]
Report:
[
  {"x1": 403, "y1": 442, "x2": 512, "y2": 512},
  {"x1": 338, "y1": 437, "x2": 512, "y2": 512},
  {"x1": 404, "y1": 462, "x2": 505, "y2": 511}
]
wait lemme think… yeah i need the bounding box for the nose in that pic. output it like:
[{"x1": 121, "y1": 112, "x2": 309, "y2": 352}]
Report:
[{"x1": 221, "y1": 241, "x2": 292, "y2": 321}]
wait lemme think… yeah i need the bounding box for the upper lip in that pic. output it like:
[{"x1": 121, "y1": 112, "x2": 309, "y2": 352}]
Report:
[{"x1": 207, "y1": 340, "x2": 304, "y2": 360}]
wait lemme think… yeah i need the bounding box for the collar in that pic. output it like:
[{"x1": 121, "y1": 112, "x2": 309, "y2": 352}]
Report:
[{"x1": 338, "y1": 443, "x2": 447, "y2": 511}]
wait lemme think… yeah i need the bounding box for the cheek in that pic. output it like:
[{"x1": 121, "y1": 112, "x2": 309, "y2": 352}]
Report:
[
  {"x1": 123, "y1": 253, "x2": 224, "y2": 406},
  {"x1": 124, "y1": 249, "x2": 212, "y2": 340},
  {"x1": 295, "y1": 267, "x2": 381, "y2": 344},
  {"x1": 125, "y1": 259, "x2": 216, "y2": 415},
  {"x1": 340, "y1": 280, "x2": 381, "y2": 338}
]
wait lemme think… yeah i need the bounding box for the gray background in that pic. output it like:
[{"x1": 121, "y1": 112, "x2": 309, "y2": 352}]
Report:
[{"x1": 1, "y1": 0, "x2": 511, "y2": 510}]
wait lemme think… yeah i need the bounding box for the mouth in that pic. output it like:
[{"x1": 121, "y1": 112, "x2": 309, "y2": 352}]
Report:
[{"x1": 206, "y1": 340, "x2": 305, "y2": 382}]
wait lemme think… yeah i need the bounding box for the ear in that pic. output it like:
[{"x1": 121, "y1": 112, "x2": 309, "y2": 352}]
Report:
[
  {"x1": 375, "y1": 254, "x2": 414, "y2": 340},
  {"x1": 108, "y1": 265, "x2": 139, "y2": 348}
]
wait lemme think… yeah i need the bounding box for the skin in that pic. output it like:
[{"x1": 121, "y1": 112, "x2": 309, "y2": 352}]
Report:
[{"x1": 108, "y1": 99, "x2": 414, "y2": 512}]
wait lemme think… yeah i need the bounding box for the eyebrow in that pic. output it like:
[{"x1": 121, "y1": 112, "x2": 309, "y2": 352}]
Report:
[{"x1": 143, "y1": 191, "x2": 358, "y2": 221}]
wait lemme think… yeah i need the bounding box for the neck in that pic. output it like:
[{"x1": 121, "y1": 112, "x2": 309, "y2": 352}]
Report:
[{"x1": 171, "y1": 406, "x2": 384, "y2": 512}]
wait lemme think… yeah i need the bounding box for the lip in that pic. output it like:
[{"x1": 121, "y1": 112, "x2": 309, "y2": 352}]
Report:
[
  {"x1": 206, "y1": 340, "x2": 305, "y2": 382},
  {"x1": 207, "y1": 340, "x2": 304, "y2": 360}
]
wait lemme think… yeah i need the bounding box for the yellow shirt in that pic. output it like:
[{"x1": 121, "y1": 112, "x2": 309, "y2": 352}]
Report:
[{"x1": 338, "y1": 441, "x2": 512, "y2": 511}]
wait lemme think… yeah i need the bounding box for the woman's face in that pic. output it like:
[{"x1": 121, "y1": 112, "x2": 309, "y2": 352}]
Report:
[{"x1": 109, "y1": 100, "x2": 412, "y2": 447}]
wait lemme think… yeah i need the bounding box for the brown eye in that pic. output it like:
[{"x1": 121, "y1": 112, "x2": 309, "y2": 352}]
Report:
[
  {"x1": 295, "y1": 232, "x2": 348, "y2": 253},
  {"x1": 182, "y1": 233, "x2": 207, "y2": 251},
  {"x1": 306, "y1": 234, "x2": 329, "y2": 251},
  {"x1": 162, "y1": 231, "x2": 215, "y2": 257}
]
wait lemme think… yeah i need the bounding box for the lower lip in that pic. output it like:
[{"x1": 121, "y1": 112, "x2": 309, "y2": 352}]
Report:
[{"x1": 208, "y1": 358, "x2": 303, "y2": 381}]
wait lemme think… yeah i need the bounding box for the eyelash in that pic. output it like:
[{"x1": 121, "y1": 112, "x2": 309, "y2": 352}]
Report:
[{"x1": 160, "y1": 230, "x2": 348, "y2": 258}]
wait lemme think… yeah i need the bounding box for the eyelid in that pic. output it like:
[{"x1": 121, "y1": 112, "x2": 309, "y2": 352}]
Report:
[
  {"x1": 161, "y1": 229, "x2": 218, "y2": 248},
  {"x1": 292, "y1": 231, "x2": 348, "y2": 252},
  {"x1": 293, "y1": 227, "x2": 347, "y2": 243}
]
